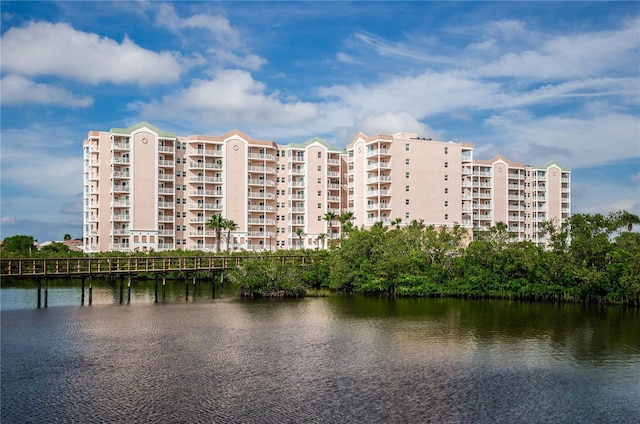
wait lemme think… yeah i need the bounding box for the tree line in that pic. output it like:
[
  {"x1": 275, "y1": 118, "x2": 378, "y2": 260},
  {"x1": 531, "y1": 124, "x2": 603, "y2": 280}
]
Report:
[{"x1": 2, "y1": 211, "x2": 639, "y2": 305}]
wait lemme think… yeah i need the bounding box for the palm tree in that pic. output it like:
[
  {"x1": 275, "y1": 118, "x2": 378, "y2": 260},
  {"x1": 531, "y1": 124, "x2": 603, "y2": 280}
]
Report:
[
  {"x1": 317, "y1": 233, "x2": 327, "y2": 250},
  {"x1": 222, "y1": 219, "x2": 238, "y2": 253},
  {"x1": 323, "y1": 211, "x2": 336, "y2": 240},
  {"x1": 206, "y1": 214, "x2": 225, "y2": 253},
  {"x1": 338, "y1": 211, "x2": 355, "y2": 237},
  {"x1": 295, "y1": 228, "x2": 306, "y2": 250}
]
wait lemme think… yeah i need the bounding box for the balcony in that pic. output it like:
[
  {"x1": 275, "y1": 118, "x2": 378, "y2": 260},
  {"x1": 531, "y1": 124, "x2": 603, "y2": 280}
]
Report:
[
  {"x1": 367, "y1": 203, "x2": 390, "y2": 210},
  {"x1": 112, "y1": 228, "x2": 130, "y2": 235},
  {"x1": 508, "y1": 184, "x2": 524, "y2": 190},
  {"x1": 290, "y1": 155, "x2": 305, "y2": 163},
  {"x1": 248, "y1": 179, "x2": 275, "y2": 186},
  {"x1": 248, "y1": 205, "x2": 274, "y2": 212},
  {"x1": 189, "y1": 162, "x2": 222, "y2": 170},
  {"x1": 248, "y1": 232, "x2": 275, "y2": 238},
  {"x1": 327, "y1": 183, "x2": 341, "y2": 190},
  {"x1": 189, "y1": 176, "x2": 223, "y2": 183},
  {"x1": 189, "y1": 189, "x2": 222, "y2": 197},
  {"x1": 327, "y1": 171, "x2": 340, "y2": 178},
  {"x1": 158, "y1": 202, "x2": 174, "y2": 209},
  {"x1": 190, "y1": 148, "x2": 223, "y2": 157},
  {"x1": 158, "y1": 173, "x2": 174, "y2": 181},
  {"x1": 290, "y1": 194, "x2": 306, "y2": 200},
  {"x1": 248, "y1": 166, "x2": 275, "y2": 174},
  {"x1": 365, "y1": 218, "x2": 391, "y2": 225},
  {"x1": 367, "y1": 175, "x2": 392, "y2": 184},
  {"x1": 111, "y1": 243, "x2": 130, "y2": 250},
  {"x1": 158, "y1": 229, "x2": 174, "y2": 236},
  {"x1": 461, "y1": 152, "x2": 473, "y2": 162},
  {"x1": 291, "y1": 220, "x2": 305, "y2": 226},
  {"x1": 248, "y1": 218, "x2": 275, "y2": 225},
  {"x1": 291, "y1": 167, "x2": 306, "y2": 175},
  {"x1": 508, "y1": 195, "x2": 524, "y2": 201},
  {"x1": 112, "y1": 142, "x2": 130, "y2": 151},
  {"x1": 158, "y1": 187, "x2": 174, "y2": 194},
  {"x1": 367, "y1": 189, "x2": 389, "y2": 197},
  {"x1": 189, "y1": 203, "x2": 223, "y2": 211},
  {"x1": 113, "y1": 185, "x2": 130, "y2": 193},
  {"x1": 327, "y1": 158, "x2": 341, "y2": 165},
  {"x1": 248, "y1": 153, "x2": 275, "y2": 161},
  {"x1": 188, "y1": 230, "x2": 216, "y2": 237},
  {"x1": 327, "y1": 195, "x2": 340, "y2": 202},
  {"x1": 291, "y1": 181, "x2": 305, "y2": 188},
  {"x1": 158, "y1": 160, "x2": 174, "y2": 167},
  {"x1": 366, "y1": 148, "x2": 390, "y2": 157},
  {"x1": 158, "y1": 145, "x2": 174, "y2": 153},
  {"x1": 112, "y1": 157, "x2": 130, "y2": 165},
  {"x1": 248, "y1": 192, "x2": 275, "y2": 200},
  {"x1": 112, "y1": 171, "x2": 130, "y2": 179},
  {"x1": 159, "y1": 215, "x2": 174, "y2": 222}
]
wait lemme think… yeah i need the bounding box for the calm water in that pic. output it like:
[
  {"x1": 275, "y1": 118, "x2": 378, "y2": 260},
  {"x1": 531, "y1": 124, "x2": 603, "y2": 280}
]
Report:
[{"x1": 2, "y1": 281, "x2": 639, "y2": 423}]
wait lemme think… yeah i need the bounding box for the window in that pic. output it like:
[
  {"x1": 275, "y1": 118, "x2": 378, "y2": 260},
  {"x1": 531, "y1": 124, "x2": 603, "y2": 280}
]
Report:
[
  {"x1": 318, "y1": 191, "x2": 322, "y2": 196},
  {"x1": 318, "y1": 178, "x2": 322, "y2": 184},
  {"x1": 317, "y1": 152, "x2": 322, "y2": 158},
  {"x1": 444, "y1": 162, "x2": 448, "y2": 168},
  {"x1": 318, "y1": 216, "x2": 322, "y2": 221},
  {"x1": 182, "y1": 212, "x2": 186, "y2": 218},
  {"x1": 406, "y1": 185, "x2": 410, "y2": 192},
  {"x1": 444, "y1": 188, "x2": 449, "y2": 194},
  {"x1": 405, "y1": 143, "x2": 410, "y2": 151},
  {"x1": 444, "y1": 175, "x2": 449, "y2": 181},
  {"x1": 405, "y1": 212, "x2": 410, "y2": 219},
  {"x1": 444, "y1": 214, "x2": 449, "y2": 220},
  {"x1": 405, "y1": 199, "x2": 410, "y2": 205},
  {"x1": 318, "y1": 166, "x2": 322, "y2": 171},
  {"x1": 444, "y1": 147, "x2": 448, "y2": 154},
  {"x1": 444, "y1": 201, "x2": 449, "y2": 207},
  {"x1": 406, "y1": 159, "x2": 410, "y2": 165},
  {"x1": 406, "y1": 172, "x2": 410, "y2": 179},
  {"x1": 317, "y1": 203, "x2": 322, "y2": 209}
]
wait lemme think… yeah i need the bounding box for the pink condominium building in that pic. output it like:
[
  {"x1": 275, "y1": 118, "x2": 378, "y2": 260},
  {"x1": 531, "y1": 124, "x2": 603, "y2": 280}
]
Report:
[{"x1": 83, "y1": 123, "x2": 570, "y2": 253}]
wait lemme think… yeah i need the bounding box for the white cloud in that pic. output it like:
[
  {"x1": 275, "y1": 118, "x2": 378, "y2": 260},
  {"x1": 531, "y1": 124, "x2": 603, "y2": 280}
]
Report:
[
  {"x1": 153, "y1": 3, "x2": 266, "y2": 71},
  {"x1": 1, "y1": 128, "x2": 83, "y2": 197},
  {"x1": 631, "y1": 173, "x2": 640, "y2": 183},
  {"x1": 135, "y1": 69, "x2": 318, "y2": 129},
  {"x1": 0, "y1": 75, "x2": 93, "y2": 107},
  {"x1": 482, "y1": 109, "x2": 640, "y2": 167},
  {"x1": 478, "y1": 18, "x2": 639, "y2": 79},
  {"x1": 355, "y1": 112, "x2": 442, "y2": 140},
  {"x1": 572, "y1": 179, "x2": 640, "y2": 216},
  {"x1": 0, "y1": 21, "x2": 182, "y2": 85}
]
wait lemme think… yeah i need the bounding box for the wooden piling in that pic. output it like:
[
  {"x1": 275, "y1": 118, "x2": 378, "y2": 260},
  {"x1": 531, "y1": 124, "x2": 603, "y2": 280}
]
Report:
[
  {"x1": 119, "y1": 276, "x2": 124, "y2": 304},
  {"x1": 185, "y1": 274, "x2": 189, "y2": 301},
  {"x1": 127, "y1": 276, "x2": 131, "y2": 303},
  {"x1": 154, "y1": 274, "x2": 158, "y2": 303},
  {"x1": 81, "y1": 277, "x2": 85, "y2": 305},
  {"x1": 162, "y1": 275, "x2": 166, "y2": 300},
  {"x1": 37, "y1": 279, "x2": 42, "y2": 309},
  {"x1": 44, "y1": 278, "x2": 48, "y2": 308},
  {"x1": 192, "y1": 274, "x2": 196, "y2": 298},
  {"x1": 89, "y1": 279, "x2": 93, "y2": 305}
]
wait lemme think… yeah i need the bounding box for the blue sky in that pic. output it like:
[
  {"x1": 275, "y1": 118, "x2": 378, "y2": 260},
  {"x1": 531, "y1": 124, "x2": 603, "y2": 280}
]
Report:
[{"x1": 1, "y1": 1, "x2": 639, "y2": 242}]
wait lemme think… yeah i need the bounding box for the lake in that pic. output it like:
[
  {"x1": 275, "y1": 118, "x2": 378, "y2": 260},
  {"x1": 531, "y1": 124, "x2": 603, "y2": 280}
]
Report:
[{"x1": 2, "y1": 280, "x2": 639, "y2": 423}]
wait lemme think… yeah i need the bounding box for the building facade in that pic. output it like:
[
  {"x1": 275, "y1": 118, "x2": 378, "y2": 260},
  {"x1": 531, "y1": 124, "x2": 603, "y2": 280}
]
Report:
[{"x1": 83, "y1": 123, "x2": 570, "y2": 252}]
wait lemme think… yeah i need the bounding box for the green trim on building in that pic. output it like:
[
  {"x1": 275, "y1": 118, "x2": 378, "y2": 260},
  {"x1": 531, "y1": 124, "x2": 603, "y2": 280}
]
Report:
[
  {"x1": 531, "y1": 160, "x2": 571, "y2": 172},
  {"x1": 110, "y1": 122, "x2": 177, "y2": 138},
  {"x1": 287, "y1": 136, "x2": 344, "y2": 152}
]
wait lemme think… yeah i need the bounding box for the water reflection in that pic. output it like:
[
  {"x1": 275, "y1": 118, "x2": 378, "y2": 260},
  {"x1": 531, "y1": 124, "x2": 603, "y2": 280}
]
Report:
[{"x1": 1, "y1": 291, "x2": 639, "y2": 423}]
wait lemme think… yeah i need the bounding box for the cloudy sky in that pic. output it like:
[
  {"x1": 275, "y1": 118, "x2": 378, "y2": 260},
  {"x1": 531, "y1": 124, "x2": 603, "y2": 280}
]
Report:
[{"x1": 1, "y1": 1, "x2": 639, "y2": 242}]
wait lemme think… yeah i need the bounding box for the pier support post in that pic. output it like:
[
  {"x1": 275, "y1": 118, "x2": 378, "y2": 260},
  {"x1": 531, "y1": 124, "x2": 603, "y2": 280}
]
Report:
[
  {"x1": 37, "y1": 279, "x2": 42, "y2": 309},
  {"x1": 119, "y1": 276, "x2": 124, "y2": 304},
  {"x1": 162, "y1": 275, "x2": 166, "y2": 300},
  {"x1": 154, "y1": 274, "x2": 158, "y2": 303},
  {"x1": 81, "y1": 277, "x2": 85, "y2": 306},
  {"x1": 89, "y1": 279, "x2": 93, "y2": 305},
  {"x1": 192, "y1": 274, "x2": 196, "y2": 298},
  {"x1": 185, "y1": 274, "x2": 189, "y2": 301},
  {"x1": 127, "y1": 275, "x2": 131, "y2": 304},
  {"x1": 44, "y1": 278, "x2": 48, "y2": 308}
]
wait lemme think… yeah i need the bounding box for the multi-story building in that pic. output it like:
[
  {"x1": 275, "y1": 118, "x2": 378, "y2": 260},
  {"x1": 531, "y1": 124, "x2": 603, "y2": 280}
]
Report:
[{"x1": 83, "y1": 123, "x2": 570, "y2": 252}]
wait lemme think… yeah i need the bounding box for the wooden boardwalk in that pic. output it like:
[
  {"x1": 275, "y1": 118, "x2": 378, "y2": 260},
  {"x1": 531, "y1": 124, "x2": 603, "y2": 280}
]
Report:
[{"x1": 0, "y1": 255, "x2": 313, "y2": 281}]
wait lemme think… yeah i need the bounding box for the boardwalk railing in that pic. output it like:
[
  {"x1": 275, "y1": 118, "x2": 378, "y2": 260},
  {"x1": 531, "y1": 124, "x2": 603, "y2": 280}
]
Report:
[{"x1": 1, "y1": 255, "x2": 313, "y2": 280}]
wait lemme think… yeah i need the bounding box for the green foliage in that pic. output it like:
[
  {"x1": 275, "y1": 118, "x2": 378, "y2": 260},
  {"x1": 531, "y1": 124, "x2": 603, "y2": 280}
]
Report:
[{"x1": 1, "y1": 235, "x2": 36, "y2": 257}]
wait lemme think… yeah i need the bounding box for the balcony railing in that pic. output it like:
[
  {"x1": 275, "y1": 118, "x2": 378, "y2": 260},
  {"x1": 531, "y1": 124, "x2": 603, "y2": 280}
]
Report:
[
  {"x1": 189, "y1": 162, "x2": 222, "y2": 170},
  {"x1": 189, "y1": 176, "x2": 223, "y2": 183},
  {"x1": 248, "y1": 153, "x2": 276, "y2": 161},
  {"x1": 248, "y1": 192, "x2": 275, "y2": 199},
  {"x1": 248, "y1": 179, "x2": 275, "y2": 186},
  {"x1": 248, "y1": 166, "x2": 275, "y2": 174}
]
